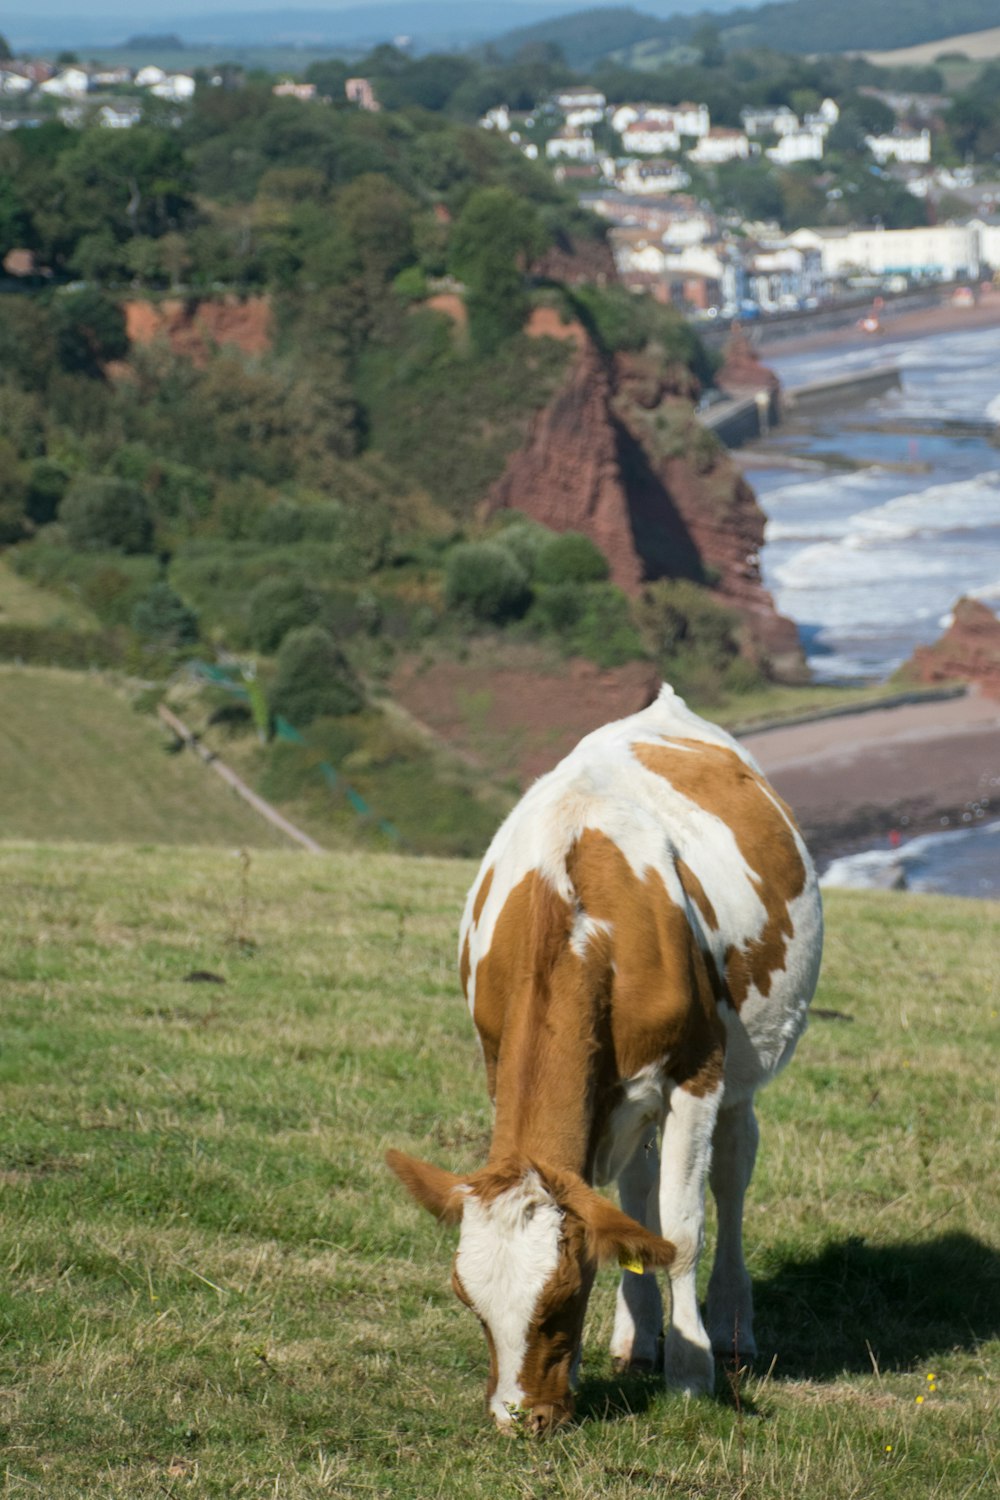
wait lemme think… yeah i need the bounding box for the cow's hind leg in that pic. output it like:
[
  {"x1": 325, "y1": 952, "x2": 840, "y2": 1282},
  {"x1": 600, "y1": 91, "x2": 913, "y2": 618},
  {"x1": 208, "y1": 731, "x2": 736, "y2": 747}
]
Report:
[
  {"x1": 658, "y1": 1081, "x2": 723, "y2": 1396},
  {"x1": 706, "y1": 1096, "x2": 759, "y2": 1365},
  {"x1": 610, "y1": 1124, "x2": 664, "y2": 1371}
]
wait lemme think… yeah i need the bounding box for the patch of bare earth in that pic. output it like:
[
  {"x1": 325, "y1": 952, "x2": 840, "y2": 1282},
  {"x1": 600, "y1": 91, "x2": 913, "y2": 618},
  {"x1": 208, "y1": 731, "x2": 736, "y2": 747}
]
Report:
[
  {"x1": 121, "y1": 295, "x2": 273, "y2": 365},
  {"x1": 391, "y1": 645, "x2": 660, "y2": 786}
]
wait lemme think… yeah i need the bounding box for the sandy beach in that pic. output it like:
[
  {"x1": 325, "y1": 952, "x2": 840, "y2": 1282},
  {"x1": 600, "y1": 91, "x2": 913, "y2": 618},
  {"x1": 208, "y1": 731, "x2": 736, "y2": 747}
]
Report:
[
  {"x1": 755, "y1": 287, "x2": 1000, "y2": 359},
  {"x1": 743, "y1": 689, "x2": 1000, "y2": 862}
]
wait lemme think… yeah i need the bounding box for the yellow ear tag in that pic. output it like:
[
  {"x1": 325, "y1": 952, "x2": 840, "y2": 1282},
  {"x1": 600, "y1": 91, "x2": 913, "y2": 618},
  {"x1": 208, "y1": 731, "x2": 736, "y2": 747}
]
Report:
[{"x1": 619, "y1": 1255, "x2": 645, "y2": 1275}]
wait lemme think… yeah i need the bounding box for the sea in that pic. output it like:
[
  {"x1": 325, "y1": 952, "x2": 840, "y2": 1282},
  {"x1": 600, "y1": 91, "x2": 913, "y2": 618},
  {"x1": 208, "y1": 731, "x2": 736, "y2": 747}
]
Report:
[{"x1": 749, "y1": 320, "x2": 1000, "y2": 898}]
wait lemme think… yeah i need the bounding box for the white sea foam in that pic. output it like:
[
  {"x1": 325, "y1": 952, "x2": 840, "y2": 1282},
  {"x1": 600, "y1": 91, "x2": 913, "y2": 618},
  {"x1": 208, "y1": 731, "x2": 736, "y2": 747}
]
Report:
[{"x1": 822, "y1": 820, "x2": 1000, "y2": 897}]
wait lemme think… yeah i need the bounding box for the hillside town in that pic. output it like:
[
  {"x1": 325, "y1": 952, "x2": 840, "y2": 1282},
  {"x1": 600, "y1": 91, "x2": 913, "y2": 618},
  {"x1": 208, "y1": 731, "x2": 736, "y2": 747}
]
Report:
[
  {"x1": 1, "y1": 44, "x2": 997, "y2": 318},
  {"x1": 478, "y1": 84, "x2": 991, "y2": 315}
]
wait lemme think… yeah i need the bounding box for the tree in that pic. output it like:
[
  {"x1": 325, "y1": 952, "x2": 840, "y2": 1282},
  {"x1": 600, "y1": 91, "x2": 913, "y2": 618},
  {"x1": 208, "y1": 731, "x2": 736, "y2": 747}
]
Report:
[
  {"x1": 445, "y1": 541, "x2": 532, "y2": 622},
  {"x1": 54, "y1": 288, "x2": 129, "y2": 375},
  {"x1": 449, "y1": 187, "x2": 547, "y2": 353},
  {"x1": 59, "y1": 475, "x2": 155, "y2": 553},
  {"x1": 0, "y1": 33, "x2": 12, "y2": 61},
  {"x1": 132, "y1": 581, "x2": 199, "y2": 647},
  {"x1": 269, "y1": 626, "x2": 364, "y2": 726}
]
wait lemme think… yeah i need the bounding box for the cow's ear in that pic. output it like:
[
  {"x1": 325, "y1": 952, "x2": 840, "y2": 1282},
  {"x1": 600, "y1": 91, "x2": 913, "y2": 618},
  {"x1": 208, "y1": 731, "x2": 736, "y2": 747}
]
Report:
[
  {"x1": 562, "y1": 1178, "x2": 675, "y2": 1269},
  {"x1": 386, "y1": 1150, "x2": 468, "y2": 1225}
]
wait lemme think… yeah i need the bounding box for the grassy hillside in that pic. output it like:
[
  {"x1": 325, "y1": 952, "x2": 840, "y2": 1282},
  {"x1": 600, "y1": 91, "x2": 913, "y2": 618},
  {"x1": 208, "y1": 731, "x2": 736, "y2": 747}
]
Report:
[
  {"x1": 0, "y1": 667, "x2": 289, "y2": 847},
  {"x1": 0, "y1": 842, "x2": 996, "y2": 1497}
]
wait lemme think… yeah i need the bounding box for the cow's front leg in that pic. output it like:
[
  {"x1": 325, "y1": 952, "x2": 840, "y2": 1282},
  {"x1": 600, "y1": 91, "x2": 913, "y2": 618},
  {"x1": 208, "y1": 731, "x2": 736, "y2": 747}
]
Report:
[
  {"x1": 707, "y1": 1096, "x2": 759, "y2": 1365},
  {"x1": 611, "y1": 1125, "x2": 664, "y2": 1371},
  {"x1": 658, "y1": 1080, "x2": 723, "y2": 1396}
]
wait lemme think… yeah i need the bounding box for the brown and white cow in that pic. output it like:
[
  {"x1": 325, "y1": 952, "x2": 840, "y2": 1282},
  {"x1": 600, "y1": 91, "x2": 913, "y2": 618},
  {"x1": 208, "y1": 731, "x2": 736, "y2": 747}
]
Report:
[{"x1": 388, "y1": 683, "x2": 823, "y2": 1432}]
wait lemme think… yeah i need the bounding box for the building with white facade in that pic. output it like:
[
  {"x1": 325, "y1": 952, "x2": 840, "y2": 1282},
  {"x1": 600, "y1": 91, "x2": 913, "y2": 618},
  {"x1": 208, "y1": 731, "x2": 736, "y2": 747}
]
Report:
[
  {"x1": 545, "y1": 127, "x2": 596, "y2": 162},
  {"x1": 866, "y1": 129, "x2": 931, "y2": 164},
  {"x1": 150, "y1": 74, "x2": 195, "y2": 102},
  {"x1": 687, "y1": 128, "x2": 750, "y2": 164},
  {"x1": 619, "y1": 158, "x2": 691, "y2": 195},
  {"x1": 766, "y1": 129, "x2": 825, "y2": 165},
  {"x1": 134, "y1": 66, "x2": 167, "y2": 88},
  {"x1": 555, "y1": 89, "x2": 606, "y2": 112},
  {"x1": 40, "y1": 67, "x2": 90, "y2": 98},
  {"x1": 788, "y1": 222, "x2": 981, "y2": 281},
  {"x1": 622, "y1": 119, "x2": 681, "y2": 155}
]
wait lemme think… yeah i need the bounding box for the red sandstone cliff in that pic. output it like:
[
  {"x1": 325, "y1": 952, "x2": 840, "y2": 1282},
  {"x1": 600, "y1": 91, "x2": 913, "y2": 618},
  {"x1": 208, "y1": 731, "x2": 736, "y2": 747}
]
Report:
[
  {"x1": 901, "y1": 598, "x2": 1000, "y2": 698},
  {"x1": 485, "y1": 337, "x2": 803, "y2": 678}
]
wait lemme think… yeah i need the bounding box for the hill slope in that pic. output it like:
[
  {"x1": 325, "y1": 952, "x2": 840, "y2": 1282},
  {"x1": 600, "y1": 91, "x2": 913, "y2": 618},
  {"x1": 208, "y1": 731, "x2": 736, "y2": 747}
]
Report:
[
  {"x1": 490, "y1": 0, "x2": 1000, "y2": 64},
  {"x1": 0, "y1": 666, "x2": 289, "y2": 846}
]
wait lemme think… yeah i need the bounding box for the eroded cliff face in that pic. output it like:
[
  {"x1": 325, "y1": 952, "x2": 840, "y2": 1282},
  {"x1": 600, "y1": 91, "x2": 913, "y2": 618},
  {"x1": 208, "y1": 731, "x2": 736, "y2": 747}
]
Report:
[
  {"x1": 485, "y1": 337, "x2": 804, "y2": 678},
  {"x1": 902, "y1": 597, "x2": 1000, "y2": 697}
]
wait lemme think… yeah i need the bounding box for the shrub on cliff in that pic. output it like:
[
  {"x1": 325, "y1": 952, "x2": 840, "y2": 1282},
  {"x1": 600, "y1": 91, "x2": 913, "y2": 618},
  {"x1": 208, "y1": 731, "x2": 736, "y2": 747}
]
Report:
[
  {"x1": 269, "y1": 626, "x2": 364, "y2": 727},
  {"x1": 534, "y1": 531, "x2": 610, "y2": 587},
  {"x1": 445, "y1": 541, "x2": 532, "y2": 624}
]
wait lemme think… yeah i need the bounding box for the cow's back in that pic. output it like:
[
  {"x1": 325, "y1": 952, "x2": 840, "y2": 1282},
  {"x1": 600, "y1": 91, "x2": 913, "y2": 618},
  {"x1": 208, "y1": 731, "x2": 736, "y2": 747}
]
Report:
[{"x1": 460, "y1": 685, "x2": 822, "y2": 1107}]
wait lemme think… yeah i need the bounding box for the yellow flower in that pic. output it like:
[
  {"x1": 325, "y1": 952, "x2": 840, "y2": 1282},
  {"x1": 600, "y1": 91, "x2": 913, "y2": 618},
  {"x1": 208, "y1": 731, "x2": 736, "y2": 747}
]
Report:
[
  {"x1": 915, "y1": 1395, "x2": 924, "y2": 1404},
  {"x1": 926, "y1": 1372, "x2": 935, "y2": 1382},
  {"x1": 885, "y1": 1445, "x2": 893, "y2": 1454}
]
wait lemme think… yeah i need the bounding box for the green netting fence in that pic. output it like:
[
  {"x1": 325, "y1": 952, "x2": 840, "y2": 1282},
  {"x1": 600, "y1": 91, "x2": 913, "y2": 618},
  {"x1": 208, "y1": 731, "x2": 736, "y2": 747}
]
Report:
[{"x1": 189, "y1": 660, "x2": 401, "y2": 845}]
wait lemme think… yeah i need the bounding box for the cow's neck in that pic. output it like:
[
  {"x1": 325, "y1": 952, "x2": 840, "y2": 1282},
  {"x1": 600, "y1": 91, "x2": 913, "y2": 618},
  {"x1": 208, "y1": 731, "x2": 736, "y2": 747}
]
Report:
[{"x1": 487, "y1": 966, "x2": 612, "y2": 1178}]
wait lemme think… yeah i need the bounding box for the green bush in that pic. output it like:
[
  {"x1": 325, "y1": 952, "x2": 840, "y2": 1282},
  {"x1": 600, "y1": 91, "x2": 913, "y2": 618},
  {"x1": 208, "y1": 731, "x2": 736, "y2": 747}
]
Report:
[
  {"x1": 59, "y1": 476, "x2": 155, "y2": 554},
  {"x1": 569, "y1": 584, "x2": 645, "y2": 668},
  {"x1": 25, "y1": 458, "x2": 71, "y2": 527},
  {"x1": 493, "y1": 518, "x2": 554, "y2": 577},
  {"x1": 131, "y1": 581, "x2": 199, "y2": 648},
  {"x1": 10, "y1": 541, "x2": 159, "y2": 627},
  {"x1": 530, "y1": 581, "x2": 585, "y2": 633},
  {"x1": 534, "y1": 530, "x2": 610, "y2": 587},
  {"x1": 444, "y1": 541, "x2": 532, "y2": 623},
  {"x1": 246, "y1": 576, "x2": 323, "y2": 654},
  {"x1": 269, "y1": 626, "x2": 364, "y2": 727}
]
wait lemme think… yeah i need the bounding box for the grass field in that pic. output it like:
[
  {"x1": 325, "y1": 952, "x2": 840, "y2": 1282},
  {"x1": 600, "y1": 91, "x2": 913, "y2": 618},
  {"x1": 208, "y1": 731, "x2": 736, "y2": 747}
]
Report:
[
  {"x1": 0, "y1": 667, "x2": 288, "y2": 847},
  {"x1": 0, "y1": 559, "x2": 100, "y2": 632},
  {"x1": 0, "y1": 842, "x2": 996, "y2": 1497}
]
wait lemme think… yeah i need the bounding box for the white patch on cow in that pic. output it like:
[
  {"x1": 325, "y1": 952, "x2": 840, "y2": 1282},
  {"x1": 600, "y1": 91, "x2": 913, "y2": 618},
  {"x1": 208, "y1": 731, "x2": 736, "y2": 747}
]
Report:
[
  {"x1": 592, "y1": 1059, "x2": 668, "y2": 1186},
  {"x1": 569, "y1": 912, "x2": 612, "y2": 959},
  {"x1": 455, "y1": 1173, "x2": 563, "y2": 1426}
]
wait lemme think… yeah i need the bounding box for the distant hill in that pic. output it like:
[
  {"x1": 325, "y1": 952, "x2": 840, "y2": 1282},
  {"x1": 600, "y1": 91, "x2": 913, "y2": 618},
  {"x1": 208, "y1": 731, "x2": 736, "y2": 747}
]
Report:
[{"x1": 489, "y1": 0, "x2": 1000, "y2": 65}]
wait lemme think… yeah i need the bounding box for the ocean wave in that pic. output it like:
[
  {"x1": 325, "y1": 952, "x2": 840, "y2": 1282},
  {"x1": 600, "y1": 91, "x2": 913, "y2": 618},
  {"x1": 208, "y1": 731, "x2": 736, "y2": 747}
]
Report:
[{"x1": 821, "y1": 818, "x2": 1000, "y2": 898}]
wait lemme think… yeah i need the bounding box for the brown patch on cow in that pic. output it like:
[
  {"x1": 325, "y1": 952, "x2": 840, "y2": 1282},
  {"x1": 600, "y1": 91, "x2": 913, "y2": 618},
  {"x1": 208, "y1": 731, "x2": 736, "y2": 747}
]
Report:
[
  {"x1": 459, "y1": 932, "x2": 471, "y2": 1000},
  {"x1": 471, "y1": 865, "x2": 495, "y2": 926},
  {"x1": 676, "y1": 858, "x2": 718, "y2": 930},
  {"x1": 472, "y1": 871, "x2": 590, "y2": 1159},
  {"x1": 565, "y1": 828, "x2": 725, "y2": 1093},
  {"x1": 632, "y1": 739, "x2": 807, "y2": 1008},
  {"x1": 517, "y1": 1207, "x2": 593, "y2": 1429}
]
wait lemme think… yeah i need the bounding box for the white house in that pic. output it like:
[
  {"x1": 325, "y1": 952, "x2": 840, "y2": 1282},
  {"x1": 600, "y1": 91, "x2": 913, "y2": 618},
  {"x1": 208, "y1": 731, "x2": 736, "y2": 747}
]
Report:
[
  {"x1": 788, "y1": 222, "x2": 980, "y2": 281},
  {"x1": 687, "y1": 128, "x2": 750, "y2": 164},
  {"x1": 0, "y1": 70, "x2": 32, "y2": 95},
  {"x1": 272, "y1": 81, "x2": 316, "y2": 101},
  {"x1": 98, "y1": 103, "x2": 142, "y2": 129},
  {"x1": 608, "y1": 229, "x2": 669, "y2": 276},
  {"x1": 134, "y1": 65, "x2": 167, "y2": 88},
  {"x1": 866, "y1": 129, "x2": 931, "y2": 165},
  {"x1": 555, "y1": 88, "x2": 606, "y2": 113},
  {"x1": 622, "y1": 120, "x2": 681, "y2": 155},
  {"x1": 672, "y1": 101, "x2": 710, "y2": 137},
  {"x1": 150, "y1": 74, "x2": 195, "y2": 102},
  {"x1": 545, "y1": 127, "x2": 596, "y2": 162},
  {"x1": 619, "y1": 158, "x2": 691, "y2": 195},
  {"x1": 479, "y1": 104, "x2": 510, "y2": 131},
  {"x1": 766, "y1": 129, "x2": 825, "y2": 165},
  {"x1": 40, "y1": 67, "x2": 90, "y2": 99}
]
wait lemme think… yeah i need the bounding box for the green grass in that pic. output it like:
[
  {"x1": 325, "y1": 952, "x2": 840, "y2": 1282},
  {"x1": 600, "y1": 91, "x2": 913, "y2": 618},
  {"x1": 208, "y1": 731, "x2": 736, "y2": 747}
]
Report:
[
  {"x1": 0, "y1": 842, "x2": 997, "y2": 1497},
  {"x1": 0, "y1": 666, "x2": 287, "y2": 847},
  {"x1": 0, "y1": 558, "x2": 101, "y2": 631}
]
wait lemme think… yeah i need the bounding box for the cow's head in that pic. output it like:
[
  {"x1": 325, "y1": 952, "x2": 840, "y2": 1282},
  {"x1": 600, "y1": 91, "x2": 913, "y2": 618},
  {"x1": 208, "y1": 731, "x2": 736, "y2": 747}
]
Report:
[{"x1": 387, "y1": 1150, "x2": 675, "y2": 1432}]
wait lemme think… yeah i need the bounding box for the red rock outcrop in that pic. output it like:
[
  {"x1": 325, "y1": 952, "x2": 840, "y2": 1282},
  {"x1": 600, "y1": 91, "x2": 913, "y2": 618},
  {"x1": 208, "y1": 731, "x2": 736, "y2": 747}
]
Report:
[
  {"x1": 902, "y1": 597, "x2": 1000, "y2": 698},
  {"x1": 485, "y1": 337, "x2": 804, "y2": 677},
  {"x1": 715, "y1": 325, "x2": 780, "y2": 402},
  {"x1": 122, "y1": 295, "x2": 272, "y2": 364}
]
